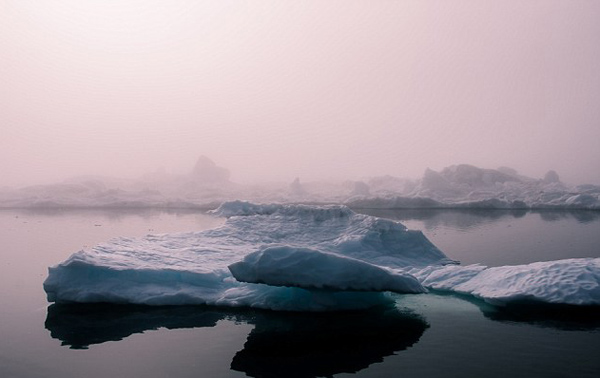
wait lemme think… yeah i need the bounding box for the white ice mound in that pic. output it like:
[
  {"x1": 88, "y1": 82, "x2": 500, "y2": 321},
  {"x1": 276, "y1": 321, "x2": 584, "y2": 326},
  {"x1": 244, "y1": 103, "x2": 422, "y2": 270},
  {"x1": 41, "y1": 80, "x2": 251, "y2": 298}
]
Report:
[
  {"x1": 44, "y1": 201, "x2": 449, "y2": 311},
  {"x1": 418, "y1": 258, "x2": 600, "y2": 306},
  {"x1": 229, "y1": 246, "x2": 426, "y2": 293}
]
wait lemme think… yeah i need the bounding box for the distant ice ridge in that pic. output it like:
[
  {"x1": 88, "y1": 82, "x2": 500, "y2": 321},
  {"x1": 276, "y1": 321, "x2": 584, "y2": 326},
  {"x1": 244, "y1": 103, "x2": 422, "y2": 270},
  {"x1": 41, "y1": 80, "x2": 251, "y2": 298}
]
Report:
[
  {"x1": 44, "y1": 201, "x2": 600, "y2": 310},
  {"x1": 3, "y1": 160, "x2": 600, "y2": 210},
  {"x1": 347, "y1": 165, "x2": 600, "y2": 210}
]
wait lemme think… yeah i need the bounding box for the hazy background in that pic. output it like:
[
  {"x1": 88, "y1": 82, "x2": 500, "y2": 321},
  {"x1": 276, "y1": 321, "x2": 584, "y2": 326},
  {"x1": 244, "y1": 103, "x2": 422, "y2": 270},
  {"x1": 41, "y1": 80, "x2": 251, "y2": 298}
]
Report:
[{"x1": 2, "y1": 0, "x2": 599, "y2": 188}]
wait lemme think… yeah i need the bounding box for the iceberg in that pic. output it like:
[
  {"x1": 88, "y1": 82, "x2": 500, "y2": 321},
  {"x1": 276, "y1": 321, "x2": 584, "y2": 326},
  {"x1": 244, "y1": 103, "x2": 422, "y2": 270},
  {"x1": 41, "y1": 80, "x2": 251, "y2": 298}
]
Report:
[
  {"x1": 44, "y1": 201, "x2": 449, "y2": 311},
  {"x1": 44, "y1": 201, "x2": 600, "y2": 310},
  {"x1": 348, "y1": 165, "x2": 600, "y2": 210}
]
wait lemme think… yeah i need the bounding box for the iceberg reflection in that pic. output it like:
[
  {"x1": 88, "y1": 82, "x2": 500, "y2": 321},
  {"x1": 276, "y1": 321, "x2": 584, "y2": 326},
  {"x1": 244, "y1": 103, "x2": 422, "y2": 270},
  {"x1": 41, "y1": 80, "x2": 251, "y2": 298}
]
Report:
[
  {"x1": 46, "y1": 304, "x2": 428, "y2": 376},
  {"x1": 45, "y1": 303, "x2": 228, "y2": 349},
  {"x1": 230, "y1": 308, "x2": 427, "y2": 377}
]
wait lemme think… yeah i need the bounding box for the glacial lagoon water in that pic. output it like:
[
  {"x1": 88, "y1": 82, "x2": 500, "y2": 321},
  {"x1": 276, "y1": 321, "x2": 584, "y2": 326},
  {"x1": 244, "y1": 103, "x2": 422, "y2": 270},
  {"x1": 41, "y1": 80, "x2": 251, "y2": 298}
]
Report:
[{"x1": 1, "y1": 208, "x2": 599, "y2": 377}]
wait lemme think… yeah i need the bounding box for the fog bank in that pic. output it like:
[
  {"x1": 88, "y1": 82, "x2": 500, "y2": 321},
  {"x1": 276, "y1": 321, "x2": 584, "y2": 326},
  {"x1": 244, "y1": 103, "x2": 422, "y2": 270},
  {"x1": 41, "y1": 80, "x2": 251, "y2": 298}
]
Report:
[{"x1": 2, "y1": 1, "x2": 599, "y2": 187}]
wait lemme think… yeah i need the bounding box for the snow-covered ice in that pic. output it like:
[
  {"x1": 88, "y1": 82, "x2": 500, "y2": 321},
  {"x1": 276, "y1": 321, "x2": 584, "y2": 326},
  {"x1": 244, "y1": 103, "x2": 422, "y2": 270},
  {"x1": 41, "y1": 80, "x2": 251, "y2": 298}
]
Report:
[
  {"x1": 229, "y1": 246, "x2": 425, "y2": 293},
  {"x1": 416, "y1": 258, "x2": 600, "y2": 306},
  {"x1": 44, "y1": 201, "x2": 600, "y2": 310}
]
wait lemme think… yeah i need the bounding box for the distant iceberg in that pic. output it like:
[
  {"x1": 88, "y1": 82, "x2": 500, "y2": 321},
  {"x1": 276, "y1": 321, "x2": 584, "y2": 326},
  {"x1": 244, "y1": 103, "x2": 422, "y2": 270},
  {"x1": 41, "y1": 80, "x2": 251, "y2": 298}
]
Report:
[
  {"x1": 3, "y1": 160, "x2": 600, "y2": 210},
  {"x1": 44, "y1": 201, "x2": 600, "y2": 310},
  {"x1": 348, "y1": 165, "x2": 600, "y2": 210}
]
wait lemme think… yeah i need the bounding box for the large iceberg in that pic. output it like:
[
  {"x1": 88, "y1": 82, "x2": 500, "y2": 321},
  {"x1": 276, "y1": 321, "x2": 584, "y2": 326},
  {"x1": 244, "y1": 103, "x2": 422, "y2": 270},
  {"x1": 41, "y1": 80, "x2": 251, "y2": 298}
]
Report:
[
  {"x1": 44, "y1": 201, "x2": 600, "y2": 310},
  {"x1": 44, "y1": 202, "x2": 448, "y2": 311}
]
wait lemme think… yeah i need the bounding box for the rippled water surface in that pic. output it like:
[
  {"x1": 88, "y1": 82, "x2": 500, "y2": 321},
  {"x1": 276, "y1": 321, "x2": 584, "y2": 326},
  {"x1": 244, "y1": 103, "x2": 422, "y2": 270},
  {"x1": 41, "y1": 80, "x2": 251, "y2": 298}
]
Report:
[{"x1": 1, "y1": 208, "x2": 599, "y2": 377}]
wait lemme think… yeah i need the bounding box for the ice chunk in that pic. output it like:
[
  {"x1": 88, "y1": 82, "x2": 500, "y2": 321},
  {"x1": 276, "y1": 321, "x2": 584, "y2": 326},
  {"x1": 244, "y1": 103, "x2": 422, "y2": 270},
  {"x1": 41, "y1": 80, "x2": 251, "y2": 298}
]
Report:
[
  {"x1": 229, "y1": 246, "x2": 425, "y2": 293},
  {"x1": 419, "y1": 258, "x2": 600, "y2": 306}
]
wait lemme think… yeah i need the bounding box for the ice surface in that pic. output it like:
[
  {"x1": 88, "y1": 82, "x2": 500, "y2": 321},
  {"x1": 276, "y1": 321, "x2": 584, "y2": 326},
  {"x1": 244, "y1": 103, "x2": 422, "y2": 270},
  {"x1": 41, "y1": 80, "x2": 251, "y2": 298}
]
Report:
[{"x1": 44, "y1": 201, "x2": 600, "y2": 310}]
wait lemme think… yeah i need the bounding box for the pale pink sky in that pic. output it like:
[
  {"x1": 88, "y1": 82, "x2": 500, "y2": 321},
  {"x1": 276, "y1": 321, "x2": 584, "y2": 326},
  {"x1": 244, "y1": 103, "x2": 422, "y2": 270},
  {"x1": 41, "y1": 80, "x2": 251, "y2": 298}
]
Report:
[{"x1": 2, "y1": 0, "x2": 599, "y2": 187}]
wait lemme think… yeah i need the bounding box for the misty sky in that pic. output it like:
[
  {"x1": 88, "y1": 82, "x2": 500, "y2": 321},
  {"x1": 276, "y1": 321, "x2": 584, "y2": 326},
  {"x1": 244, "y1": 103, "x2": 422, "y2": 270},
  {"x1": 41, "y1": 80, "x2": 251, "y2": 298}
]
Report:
[{"x1": 2, "y1": 0, "x2": 599, "y2": 187}]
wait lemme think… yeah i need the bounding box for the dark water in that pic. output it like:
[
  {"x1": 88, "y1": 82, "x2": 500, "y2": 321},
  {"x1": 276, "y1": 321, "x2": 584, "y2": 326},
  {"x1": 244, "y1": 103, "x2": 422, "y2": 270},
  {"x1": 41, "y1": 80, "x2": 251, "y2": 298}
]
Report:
[
  {"x1": 359, "y1": 208, "x2": 600, "y2": 266},
  {"x1": 1, "y1": 208, "x2": 599, "y2": 378}
]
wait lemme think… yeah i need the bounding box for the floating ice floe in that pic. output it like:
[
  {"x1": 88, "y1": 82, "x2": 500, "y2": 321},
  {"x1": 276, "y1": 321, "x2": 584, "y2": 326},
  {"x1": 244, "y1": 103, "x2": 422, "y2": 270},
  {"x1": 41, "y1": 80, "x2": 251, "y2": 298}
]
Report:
[
  {"x1": 44, "y1": 201, "x2": 600, "y2": 310},
  {"x1": 415, "y1": 258, "x2": 600, "y2": 306}
]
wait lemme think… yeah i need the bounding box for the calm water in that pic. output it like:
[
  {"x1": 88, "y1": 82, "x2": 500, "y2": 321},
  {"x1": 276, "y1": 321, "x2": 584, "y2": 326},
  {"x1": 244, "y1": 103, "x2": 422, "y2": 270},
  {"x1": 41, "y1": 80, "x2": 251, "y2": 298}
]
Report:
[{"x1": 1, "y1": 208, "x2": 599, "y2": 378}]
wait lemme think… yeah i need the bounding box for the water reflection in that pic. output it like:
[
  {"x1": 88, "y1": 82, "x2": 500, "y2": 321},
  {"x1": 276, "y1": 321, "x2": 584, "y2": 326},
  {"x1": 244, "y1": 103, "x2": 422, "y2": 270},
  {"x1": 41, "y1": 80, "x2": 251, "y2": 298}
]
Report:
[
  {"x1": 230, "y1": 309, "x2": 427, "y2": 378},
  {"x1": 534, "y1": 210, "x2": 600, "y2": 224},
  {"x1": 46, "y1": 304, "x2": 428, "y2": 377},
  {"x1": 9, "y1": 207, "x2": 209, "y2": 221},
  {"x1": 356, "y1": 208, "x2": 600, "y2": 266},
  {"x1": 480, "y1": 302, "x2": 600, "y2": 331},
  {"x1": 45, "y1": 304, "x2": 228, "y2": 349},
  {"x1": 356, "y1": 208, "x2": 600, "y2": 230},
  {"x1": 429, "y1": 292, "x2": 600, "y2": 332}
]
